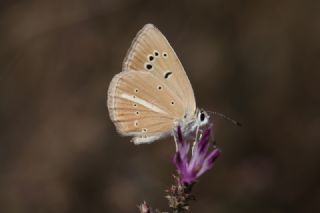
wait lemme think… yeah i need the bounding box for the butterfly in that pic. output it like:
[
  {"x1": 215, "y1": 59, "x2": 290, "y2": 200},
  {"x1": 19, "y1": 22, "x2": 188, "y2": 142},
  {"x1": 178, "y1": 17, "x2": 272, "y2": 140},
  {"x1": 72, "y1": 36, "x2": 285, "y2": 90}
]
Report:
[{"x1": 107, "y1": 24, "x2": 210, "y2": 144}]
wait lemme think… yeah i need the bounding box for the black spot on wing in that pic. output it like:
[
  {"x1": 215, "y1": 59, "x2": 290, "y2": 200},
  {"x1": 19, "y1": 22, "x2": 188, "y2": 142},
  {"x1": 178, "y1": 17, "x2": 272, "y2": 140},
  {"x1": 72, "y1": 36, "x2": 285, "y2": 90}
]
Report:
[{"x1": 164, "y1": 72, "x2": 172, "y2": 79}]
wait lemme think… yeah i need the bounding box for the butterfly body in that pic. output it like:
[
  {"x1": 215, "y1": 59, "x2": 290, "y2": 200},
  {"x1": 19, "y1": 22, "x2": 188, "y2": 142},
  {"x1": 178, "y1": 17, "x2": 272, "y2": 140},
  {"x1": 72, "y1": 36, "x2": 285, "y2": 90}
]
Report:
[{"x1": 107, "y1": 24, "x2": 210, "y2": 144}]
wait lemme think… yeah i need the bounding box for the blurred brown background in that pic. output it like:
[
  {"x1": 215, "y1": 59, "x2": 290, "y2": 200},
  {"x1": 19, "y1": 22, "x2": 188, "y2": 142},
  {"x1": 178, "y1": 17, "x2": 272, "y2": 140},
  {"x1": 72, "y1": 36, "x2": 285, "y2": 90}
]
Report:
[{"x1": 1, "y1": 0, "x2": 319, "y2": 212}]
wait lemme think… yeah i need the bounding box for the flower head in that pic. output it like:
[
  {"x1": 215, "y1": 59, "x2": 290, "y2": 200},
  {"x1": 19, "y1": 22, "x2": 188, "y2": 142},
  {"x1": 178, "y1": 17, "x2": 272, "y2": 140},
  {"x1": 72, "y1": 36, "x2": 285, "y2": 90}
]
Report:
[
  {"x1": 173, "y1": 125, "x2": 221, "y2": 184},
  {"x1": 138, "y1": 201, "x2": 151, "y2": 213}
]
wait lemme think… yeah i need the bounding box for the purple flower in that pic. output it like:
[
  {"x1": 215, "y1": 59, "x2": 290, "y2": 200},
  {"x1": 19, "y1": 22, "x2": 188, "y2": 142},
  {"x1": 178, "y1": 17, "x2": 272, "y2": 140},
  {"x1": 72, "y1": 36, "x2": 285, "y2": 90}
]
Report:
[{"x1": 173, "y1": 125, "x2": 221, "y2": 184}]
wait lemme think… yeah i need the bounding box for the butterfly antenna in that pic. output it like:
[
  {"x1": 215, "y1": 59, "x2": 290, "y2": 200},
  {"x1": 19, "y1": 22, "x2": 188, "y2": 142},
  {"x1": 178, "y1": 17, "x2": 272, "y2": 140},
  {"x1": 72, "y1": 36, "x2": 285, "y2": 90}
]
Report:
[{"x1": 208, "y1": 111, "x2": 242, "y2": 127}]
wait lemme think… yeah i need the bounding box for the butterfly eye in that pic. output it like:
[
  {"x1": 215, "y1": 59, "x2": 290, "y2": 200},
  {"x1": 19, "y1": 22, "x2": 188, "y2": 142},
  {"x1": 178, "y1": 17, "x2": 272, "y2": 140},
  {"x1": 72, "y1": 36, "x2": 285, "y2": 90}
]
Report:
[
  {"x1": 171, "y1": 101, "x2": 175, "y2": 105},
  {"x1": 157, "y1": 85, "x2": 163, "y2": 90},
  {"x1": 134, "y1": 121, "x2": 139, "y2": 126},
  {"x1": 135, "y1": 89, "x2": 139, "y2": 93},
  {"x1": 153, "y1": 50, "x2": 160, "y2": 57},
  {"x1": 162, "y1": 52, "x2": 168, "y2": 58},
  {"x1": 142, "y1": 128, "x2": 148, "y2": 132},
  {"x1": 200, "y1": 112, "x2": 205, "y2": 122}
]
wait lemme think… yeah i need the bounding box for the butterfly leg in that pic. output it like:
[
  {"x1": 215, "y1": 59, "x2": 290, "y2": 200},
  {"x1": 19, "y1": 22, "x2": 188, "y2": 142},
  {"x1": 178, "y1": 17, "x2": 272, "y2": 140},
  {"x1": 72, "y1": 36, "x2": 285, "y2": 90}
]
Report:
[{"x1": 192, "y1": 125, "x2": 201, "y2": 155}]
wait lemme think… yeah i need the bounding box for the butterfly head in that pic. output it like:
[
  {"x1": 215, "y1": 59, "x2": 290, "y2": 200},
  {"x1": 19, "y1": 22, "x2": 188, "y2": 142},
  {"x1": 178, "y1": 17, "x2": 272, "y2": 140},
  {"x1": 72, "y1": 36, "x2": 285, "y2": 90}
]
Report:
[{"x1": 195, "y1": 109, "x2": 210, "y2": 128}]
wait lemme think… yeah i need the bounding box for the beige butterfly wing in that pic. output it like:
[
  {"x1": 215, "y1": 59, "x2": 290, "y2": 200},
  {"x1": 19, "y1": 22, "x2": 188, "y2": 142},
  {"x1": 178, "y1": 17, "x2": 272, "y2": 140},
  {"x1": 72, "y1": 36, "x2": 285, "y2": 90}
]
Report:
[{"x1": 107, "y1": 24, "x2": 196, "y2": 144}]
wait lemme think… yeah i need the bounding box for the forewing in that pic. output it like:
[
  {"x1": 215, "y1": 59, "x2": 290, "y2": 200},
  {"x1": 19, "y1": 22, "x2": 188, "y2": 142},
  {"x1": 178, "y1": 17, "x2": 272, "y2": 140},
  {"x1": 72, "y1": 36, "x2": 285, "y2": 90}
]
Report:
[{"x1": 123, "y1": 24, "x2": 196, "y2": 117}]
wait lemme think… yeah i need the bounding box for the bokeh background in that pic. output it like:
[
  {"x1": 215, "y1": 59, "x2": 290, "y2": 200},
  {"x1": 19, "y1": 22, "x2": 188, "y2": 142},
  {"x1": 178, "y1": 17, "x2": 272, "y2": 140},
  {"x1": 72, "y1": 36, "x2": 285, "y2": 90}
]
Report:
[{"x1": 1, "y1": 0, "x2": 319, "y2": 212}]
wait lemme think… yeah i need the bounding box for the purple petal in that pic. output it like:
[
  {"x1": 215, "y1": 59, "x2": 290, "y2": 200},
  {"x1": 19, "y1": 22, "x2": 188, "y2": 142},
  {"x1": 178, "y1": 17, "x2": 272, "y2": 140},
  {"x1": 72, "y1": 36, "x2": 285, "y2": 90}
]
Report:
[
  {"x1": 174, "y1": 125, "x2": 189, "y2": 159},
  {"x1": 197, "y1": 149, "x2": 221, "y2": 177},
  {"x1": 174, "y1": 156, "x2": 196, "y2": 184},
  {"x1": 181, "y1": 173, "x2": 197, "y2": 184},
  {"x1": 173, "y1": 152, "x2": 183, "y2": 170},
  {"x1": 180, "y1": 165, "x2": 197, "y2": 184},
  {"x1": 173, "y1": 152, "x2": 188, "y2": 174},
  {"x1": 188, "y1": 128, "x2": 211, "y2": 171},
  {"x1": 197, "y1": 128, "x2": 211, "y2": 154}
]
